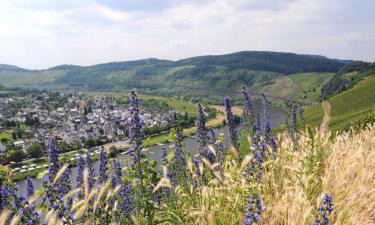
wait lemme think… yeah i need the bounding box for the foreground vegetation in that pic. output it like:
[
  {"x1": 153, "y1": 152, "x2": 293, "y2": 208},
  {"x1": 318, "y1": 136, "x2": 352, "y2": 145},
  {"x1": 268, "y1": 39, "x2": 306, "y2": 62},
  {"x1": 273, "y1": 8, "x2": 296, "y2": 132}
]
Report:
[{"x1": 1, "y1": 89, "x2": 373, "y2": 225}]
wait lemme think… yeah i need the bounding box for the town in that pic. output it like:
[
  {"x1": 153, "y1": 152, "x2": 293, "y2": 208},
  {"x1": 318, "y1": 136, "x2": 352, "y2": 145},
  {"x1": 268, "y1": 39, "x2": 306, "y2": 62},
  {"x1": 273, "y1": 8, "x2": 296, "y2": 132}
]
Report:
[{"x1": 0, "y1": 90, "x2": 194, "y2": 166}]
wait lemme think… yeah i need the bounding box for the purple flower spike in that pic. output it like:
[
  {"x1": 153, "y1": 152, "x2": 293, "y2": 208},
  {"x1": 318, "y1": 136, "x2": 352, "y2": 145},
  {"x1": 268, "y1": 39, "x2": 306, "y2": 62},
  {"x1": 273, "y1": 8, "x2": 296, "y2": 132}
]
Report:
[{"x1": 224, "y1": 96, "x2": 239, "y2": 150}]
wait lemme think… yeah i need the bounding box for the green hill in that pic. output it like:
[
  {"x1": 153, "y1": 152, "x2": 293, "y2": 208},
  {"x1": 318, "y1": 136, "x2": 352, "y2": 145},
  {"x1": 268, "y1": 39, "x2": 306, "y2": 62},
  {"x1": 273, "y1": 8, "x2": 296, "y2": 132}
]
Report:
[
  {"x1": 320, "y1": 61, "x2": 375, "y2": 99},
  {"x1": 306, "y1": 74, "x2": 375, "y2": 131},
  {"x1": 0, "y1": 51, "x2": 346, "y2": 101}
]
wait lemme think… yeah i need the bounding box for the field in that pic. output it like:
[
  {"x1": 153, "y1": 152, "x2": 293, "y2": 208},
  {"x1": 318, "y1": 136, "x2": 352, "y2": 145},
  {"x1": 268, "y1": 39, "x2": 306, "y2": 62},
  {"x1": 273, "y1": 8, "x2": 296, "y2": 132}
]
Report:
[
  {"x1": 0, "y1": 132, "x2": 12, "y2": 140},
  {"x1": 140, "y1": 94, "x2": 197, "y2": 116},
  {"x1": 289, "y1": 72, "x2": 334, "y2": 102},
  {"x1": 85, "y1": 91, "x2": 197, "y2": 116},
  {"x1": 253, "y1": 72, "x2": 334, "y2": 103},
  {"x1": 305, "y1": 75, "x2": 375, "y2": 131}
]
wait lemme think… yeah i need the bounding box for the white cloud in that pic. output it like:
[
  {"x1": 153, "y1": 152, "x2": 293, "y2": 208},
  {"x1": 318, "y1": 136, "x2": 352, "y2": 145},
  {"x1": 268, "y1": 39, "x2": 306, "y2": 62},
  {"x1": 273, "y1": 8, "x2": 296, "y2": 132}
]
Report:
[{"x1": 0, "y1": 0, "x2": 374, "y2": 69}]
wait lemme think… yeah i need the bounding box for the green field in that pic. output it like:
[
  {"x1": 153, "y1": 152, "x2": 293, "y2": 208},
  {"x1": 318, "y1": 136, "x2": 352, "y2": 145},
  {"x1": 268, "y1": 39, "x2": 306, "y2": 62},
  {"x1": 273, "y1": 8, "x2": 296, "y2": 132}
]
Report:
[
  {"x1": 140, "y1": 95, "x2": 197, "y2": 116},
  {"x1": 0, "y1": 132, "x2": 12, "y2": 140},
  {"x1": 253, "y1": 72, "x2": 334, "y2": 102},
  {"x1": 289, "y1": 72, "x2": 334, "y2": 102},
  {"x1": 328, "y1": 75, "x2": 375, "y2": 130},
  {"x1": 85, "y1": 91, "x2": 197, "y2": 116},
  {"x1": 305, "y1": 75, "x2": 375, "y2": 131}
]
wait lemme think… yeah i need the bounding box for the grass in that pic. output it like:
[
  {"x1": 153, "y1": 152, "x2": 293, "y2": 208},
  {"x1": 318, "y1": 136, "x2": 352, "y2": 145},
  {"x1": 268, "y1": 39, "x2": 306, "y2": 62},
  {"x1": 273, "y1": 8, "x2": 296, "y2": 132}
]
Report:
[
  {"x1": 140, "y1": 94, "x2": 197, "y2": 116},
  {"x1": 0, "y1": 132, "x2": 12, "y2": 140},
  {"x1": 253, "y1": 72, "x2": 334, "y2": 103},
  {"x1": 85, "y1": 91, "x2": 197, "y2": 116},
  {"x1": 305, "y1": 75, "x2": 375, "y2": 131},
  {"x1": 328, "y1": 75, "x2": 375, "y2": 129},
  {"x1": 260, "y1": 126, "x2": 375, "y2": 224},
  {"x1": 289, "y1": 72, "x2": 334, "y2": 102}
]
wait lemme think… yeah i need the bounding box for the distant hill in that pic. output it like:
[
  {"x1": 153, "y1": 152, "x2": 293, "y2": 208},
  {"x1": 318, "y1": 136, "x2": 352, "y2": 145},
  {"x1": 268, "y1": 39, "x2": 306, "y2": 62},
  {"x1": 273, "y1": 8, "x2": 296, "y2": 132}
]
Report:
[
  {"x1": 0, "y1": 51, "x2": 348, "y2": 101},
  {"x1": 0, "y1": 64, "x2": 27, "y2": 72}
]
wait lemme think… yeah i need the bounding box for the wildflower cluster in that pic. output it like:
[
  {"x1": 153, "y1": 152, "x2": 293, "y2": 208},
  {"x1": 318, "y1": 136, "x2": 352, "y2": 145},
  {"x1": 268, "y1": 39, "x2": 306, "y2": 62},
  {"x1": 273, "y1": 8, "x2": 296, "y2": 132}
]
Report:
[
  {"x1": 244, "y1": 197, "x2": 263, "y2": 225},
  {"x1": 98, "y1": 147, "x2": 108, "y2": 185},
  {"x1": 225, "y1": 96, "x2": 240, "y2": 150},
  {"x1": 26, "y1": 177, "x2": 34, "y2": 198},
  {"x1": 312, "y1": 194, "x2": 334, "y2": 225},
  {"x1": 241, "y1": 87, "x2": 254, "y2": 130}
]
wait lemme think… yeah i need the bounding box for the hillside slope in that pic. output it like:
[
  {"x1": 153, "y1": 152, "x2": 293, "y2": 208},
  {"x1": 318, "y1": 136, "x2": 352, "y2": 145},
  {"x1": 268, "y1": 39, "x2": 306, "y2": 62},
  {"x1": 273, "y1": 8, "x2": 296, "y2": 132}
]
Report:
[
  {"x1": 320, "y1": 61, "x2": 375, "y2": 99},
  {"x1": 305, "y1": 75, "x2": 375, "y2": 131},
  {"x1": 0, "y1": 51, "x2": 344, "y2": 101}
]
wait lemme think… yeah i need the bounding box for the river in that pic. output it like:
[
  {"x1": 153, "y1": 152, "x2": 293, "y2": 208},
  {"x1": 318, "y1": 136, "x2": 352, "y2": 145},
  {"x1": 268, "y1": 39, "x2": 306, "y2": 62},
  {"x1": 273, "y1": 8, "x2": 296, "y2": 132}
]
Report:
[{"x1": 16, "y1": 103, "x2": 285, "y2": 194}]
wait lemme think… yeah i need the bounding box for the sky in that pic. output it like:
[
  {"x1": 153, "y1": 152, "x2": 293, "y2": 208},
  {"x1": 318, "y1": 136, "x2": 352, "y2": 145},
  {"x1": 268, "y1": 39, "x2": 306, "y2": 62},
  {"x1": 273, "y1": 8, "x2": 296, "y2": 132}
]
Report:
[{"x1": 0, "y1": 0, "x2": 374, "y2": 69}]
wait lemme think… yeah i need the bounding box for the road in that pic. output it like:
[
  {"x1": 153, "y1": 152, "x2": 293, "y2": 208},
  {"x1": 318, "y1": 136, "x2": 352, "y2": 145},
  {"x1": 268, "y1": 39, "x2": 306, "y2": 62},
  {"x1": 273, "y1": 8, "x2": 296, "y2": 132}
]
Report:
[{"x1": 319, "y1": 101, "x2": 331, "y2": 133}]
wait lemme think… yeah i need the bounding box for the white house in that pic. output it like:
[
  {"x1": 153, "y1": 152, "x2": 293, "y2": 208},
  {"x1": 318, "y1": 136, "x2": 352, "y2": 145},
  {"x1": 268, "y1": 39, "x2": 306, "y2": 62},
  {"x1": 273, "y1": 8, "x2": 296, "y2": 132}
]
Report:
[
  {"x1": 0, "y1": 144, "x2": 6, "y2": 156},
  {"x1": 13, "y1": 140, "x2": 25, "y2": 148}
]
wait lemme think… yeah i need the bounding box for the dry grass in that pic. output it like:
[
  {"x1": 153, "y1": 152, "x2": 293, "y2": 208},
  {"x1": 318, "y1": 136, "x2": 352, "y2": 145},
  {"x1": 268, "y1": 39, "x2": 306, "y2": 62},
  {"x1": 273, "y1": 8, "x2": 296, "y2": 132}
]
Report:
[
  {"x1": 164, "y1": 125, "x2": 375, "y2": 224},
  {"x1": 261, "y1": 126, "x2": 375, "y2": 225}
]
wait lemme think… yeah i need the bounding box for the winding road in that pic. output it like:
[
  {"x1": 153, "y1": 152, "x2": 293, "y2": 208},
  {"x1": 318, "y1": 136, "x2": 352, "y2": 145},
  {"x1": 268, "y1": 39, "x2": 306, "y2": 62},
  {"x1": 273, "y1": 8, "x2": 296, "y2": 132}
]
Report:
[{"x1": 319, "y1": 101, "x2": 331, "y2": 133}]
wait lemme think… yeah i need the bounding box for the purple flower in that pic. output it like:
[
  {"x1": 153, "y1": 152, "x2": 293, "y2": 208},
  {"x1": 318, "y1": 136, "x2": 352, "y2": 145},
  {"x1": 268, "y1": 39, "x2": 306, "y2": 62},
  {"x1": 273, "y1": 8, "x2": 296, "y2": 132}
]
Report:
[
  {"x1": 86, "y1": 153, "x2": 95, "y2": 190},
  {"x1": 75, "y1": 156, "x2": 85, "y2": 199},
  {"x1": 168, "y1": 127, "x2": 187, "y2": 185},
  {"x1": 48, "y1": 137, "x2": 60, "y2": 182},
  {"x1": 243, "y1": 196, "x2": 263, "y2": 225},
  {"x1": 252, "y1": 114, "x2": 261, "y2": 146},
  {"x1": 128, "y1": 90, "x2": 145, "y2": 154},
  {"x1": 261, "y1": 94, "x2": 278, "y2": 154},
  {"x1": 111, "y1": 160, "x2": 122, "y2": 187},
  {"x1": 11, "y1": 193, "x2": 41, "y2": 224},
  {"x1": 0, "y1": 184, "x2": 12, "y2": 210},
  {"x1": 242, "y1": 87, "x2": 254, "y2": 129},
  {"x1": 161, "y1": 148, "x2": 168, "y2": 166},
  {"x1": 98, "y1": 147, "x2": 108, "y2": 185},
  {"x1": 26, "y1": 177, "x2": 34, "y2": 198},
  {"x1": 196, "y1": 103, "x2": 208, "y2": 149},
  {"x1": 312, "y1": 193, "x2": 334, "y2": 225},
  {"x1": 261, "y1": 93, "x2": 271, "y2": 137},
  {"x1": 76, "y1": 156, "x2": 85, "y2": 189},
  {"x1": 128, "y1": 91, "x2": 147, "y2": 171},
  {"x1": 224, "y1": 96, "x2": 240, "y2": 150}
]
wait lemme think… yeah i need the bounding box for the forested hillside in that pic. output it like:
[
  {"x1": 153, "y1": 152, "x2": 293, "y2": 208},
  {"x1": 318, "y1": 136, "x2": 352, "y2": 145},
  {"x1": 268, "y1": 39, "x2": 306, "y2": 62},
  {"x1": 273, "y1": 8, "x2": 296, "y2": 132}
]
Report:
[{"x1": 0, "y1": 51, "x2": 345, "y2": 101}]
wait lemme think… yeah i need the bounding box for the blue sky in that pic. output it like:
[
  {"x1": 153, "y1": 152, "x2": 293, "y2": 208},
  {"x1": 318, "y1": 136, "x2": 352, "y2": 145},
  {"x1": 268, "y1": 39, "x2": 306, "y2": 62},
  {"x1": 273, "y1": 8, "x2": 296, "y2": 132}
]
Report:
[{"x1": 0, "y1": 0, "x2": 374, "y2": 69}]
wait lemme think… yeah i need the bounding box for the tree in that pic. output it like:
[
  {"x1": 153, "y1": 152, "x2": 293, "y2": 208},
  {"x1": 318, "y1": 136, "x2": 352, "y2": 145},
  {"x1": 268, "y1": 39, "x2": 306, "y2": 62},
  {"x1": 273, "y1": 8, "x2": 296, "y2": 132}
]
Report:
[
  {"x1": 57, "y1": 141, "x2": 70, "y2": 153},
  {"x1": 27, "y1": 144, "x2": 43, "y2": 159},
  {"x1": 72, "y1": 140, "x2": 82, "y2": 150},
  {"x1": 85, "y1": 139, "x2": 97, "y2": 148},
  {"x1": 108, "y1": 146, "x2": 118, "y2": 157},
  {"x1": 8, "y1": 149, "x2": 26, "y2": 162}
]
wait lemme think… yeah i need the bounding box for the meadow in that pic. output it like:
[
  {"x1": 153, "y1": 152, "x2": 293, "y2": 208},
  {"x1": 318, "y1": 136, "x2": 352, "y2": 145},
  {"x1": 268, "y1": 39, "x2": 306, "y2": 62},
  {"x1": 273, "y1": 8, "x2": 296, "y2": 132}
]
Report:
[{"x1": 0, "y1": 89, "x2": 374, "y2": 225}]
